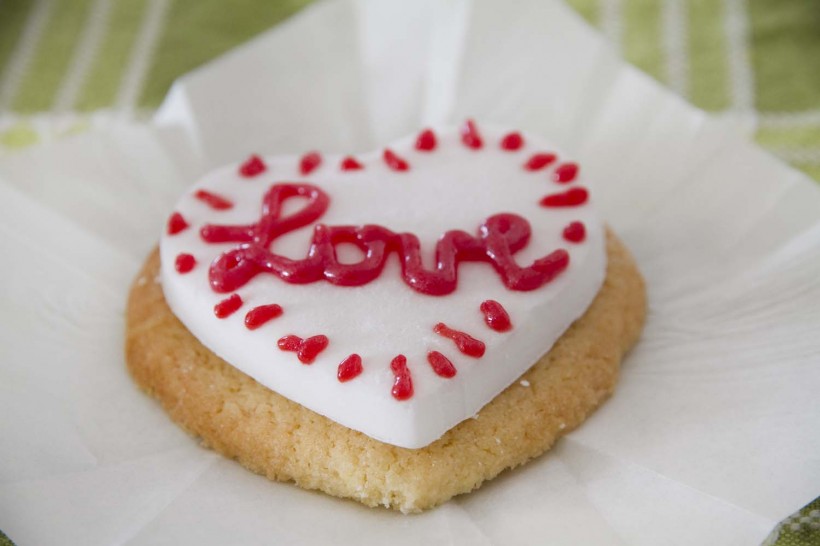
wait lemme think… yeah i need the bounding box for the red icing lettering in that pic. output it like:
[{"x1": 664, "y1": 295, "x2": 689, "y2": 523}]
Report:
[
  {"x1": 300, "y1": 152, "x2": 322, "y2": 175},
  {"x1": 167, "y1": 212, "x2": 189, "y2": 235},
  {"x1": 415, "y1": 129, "x2": 437, "y2": 151},
  {"x1": 480, "y1": 300, "x2": 512, "y2": 332},
  {"x1": 239, "y1": 154, "x2": 266, "y2": 177},
  {"x1": 540, "y1": 187, "x2": 589, "y2": 207},
  {"x1": 202, "y1": 183, "x2": 571, "y2": 296},
  {"x1": 427, "y1": 351, "x2": 457, "y2": 378},
  {"x1": 524, "y1": 153, "x2": 556, "y2": 171},
  {"x1": 340, "y1": 156, "x2": 364, "y2": 171},
  {"x1": 563, "y1": 221, "x2": 586, "y2": 243},
  {"x1": 337, "y1": 354, "x2": 363, "y2": 382},
  {"x1": 390, "y1": 355, "x2": 413, "y2": 400},
  {"x1": 500, "y1": 132, "x2": 524, "y2": 151},
  {"x1": 434, "y1": 323, "x2": 485, "y2": 358},
  {"x1": 244, "y1": 303, "x2": 283, "y2": 329},
  {"x1": 461, "y1": 119, "x2": 483, "y2": 149},
  {"x1": 553, "y1": 163, "x2": 578, "y2": 183},
  {"x1": 214, "y1": 293, "x2": 242, "y2": 318},
  {"x1": 383, "y1": 148, "x2": 409, "y2": 171},
  {"x1": 195, "y1": 189, "x2": 233, "y2": 210},
  {"x1": 277, "y1": 334, "x2": 328, "y2": 364},
  {"x1": 175, "y1": 253, "x2": 196, "y2": 273}
]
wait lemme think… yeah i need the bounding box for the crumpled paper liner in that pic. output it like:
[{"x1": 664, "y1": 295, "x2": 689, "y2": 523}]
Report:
[{"x1": 1, "y1": 0, "x2": 818, "y2": 544}]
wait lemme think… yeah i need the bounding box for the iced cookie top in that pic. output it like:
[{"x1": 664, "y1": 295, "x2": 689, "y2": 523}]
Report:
[{"x1": 159, "y1": 121, "x2": 606, "y2": 449}]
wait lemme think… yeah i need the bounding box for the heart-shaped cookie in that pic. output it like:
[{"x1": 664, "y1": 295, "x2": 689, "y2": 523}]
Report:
[{"x1": 159, "y1": 121, "x2": 605, "y2": 448}]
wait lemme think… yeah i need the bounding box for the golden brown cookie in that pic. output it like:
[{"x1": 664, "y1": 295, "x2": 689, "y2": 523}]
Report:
[{"x1": 125, "y1": 229, "x2": 645, "y2": 513}]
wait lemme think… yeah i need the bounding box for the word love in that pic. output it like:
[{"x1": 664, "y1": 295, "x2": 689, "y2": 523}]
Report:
[{"x1": 201, "y1": 183, "x2": 570, "y2": 296}]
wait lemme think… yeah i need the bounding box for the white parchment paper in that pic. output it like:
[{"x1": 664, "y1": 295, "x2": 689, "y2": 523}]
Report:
[{"x1": 1, "y1": 0, "x2": 819, "y2": 544}]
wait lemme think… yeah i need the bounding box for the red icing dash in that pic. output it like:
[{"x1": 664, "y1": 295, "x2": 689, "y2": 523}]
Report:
[
  {"x1": 433, "y1": 323, "x2": 485, "y2": 358},
  {"x1": 337, "y1": 354, "x2": 363, "y2": 382},
  {"x1": 214, "y1": 293, "x2": 242, "y2": 318},
  {"x1": 480, "y1": 300, "x2": 512, "y2": 332},
  {"x1": 461, "y1": 119, "x2": 483, "y2": 149},
  {"x1": 167, "y1": 212, "x2": 189, "y2": 235},
  {"x1": 540, "y1": 187, "x2": 589, "y2": 207},
  {"x1": 553, "y1": 163, "x2": 579, "y2": 183},
  {"x1": 524, "y1": 153, "x2": 557, "y2": 171},
  {"x1": 175, "y1": 253, "x2": 196, "y2": 273},
  {"x1": 563, "y1": 221, "x2": 586, "y2": 243},
  {"x1": 300, "y1": 151, "x2": 322, "y2": 175},
  {"x1": 277, "y1": 334, "x2": 328, "y2": 364},
  {"x1": 239, "y1": 154, "x2": 266, "y2": 177},
  {"x1": 500, "y1": 132, "x2": 524, "y2": 151},
  {"x1": 390, "y1": 355, "x2": 413, "y2": 401},
  {"x1": 415, "y1": 129, "x2": 437, "y2": 151},
  {"x1": 340, "y1": 156, "x2": 364, "y2": 171},
  {"x1": 383, "y1": 148, "x2": 409, "y2": 171},
  {"x1": 427, "y1": 351, "x2": 457, "y2": 378},
  {"x1": 195, "y1": 189, "x2": 233, "y2": 210},
  {"x1": 244, "y1": 304, "x2": 283, "y2": 330}
]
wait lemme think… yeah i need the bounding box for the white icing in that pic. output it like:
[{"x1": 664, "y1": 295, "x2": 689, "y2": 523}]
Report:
[{"x1": 159, "y1": 124, "x2": 606, "y2": 449}]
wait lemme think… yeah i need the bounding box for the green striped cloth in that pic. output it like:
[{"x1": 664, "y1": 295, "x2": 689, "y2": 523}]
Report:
[{"x1": 0, "y1": 1, "x2": 817, "y2": 545}]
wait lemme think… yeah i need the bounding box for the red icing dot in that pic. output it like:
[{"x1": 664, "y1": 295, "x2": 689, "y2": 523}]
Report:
[
  {"x1": 540, "y1": 187, "x2": 589, "y2": 207},
  {"x1": 244, "y1": 304, "x2": 283, "y2": 330},
  {"x1": 553, "y1": 163, "x2": 579, "y2": 183},
  {"x1": 433, "y1": 323, "x2": 485, "y2": 358},
  {"x1": 239, "y1": 154, "x2": 266, "y2": 177},
  {"x1": 277, "y1": 334, "x2": 328, "y2": 364},
  {"x1": 167, "y1": 212, "x2": 189, "y2": 235},
  {"x1": 340, "y1": 156, "x2": 364, "y2": 171},
  {"x1": 337, "y1": 354, "x2": 363, "y2": 382},
  {"x1": 214, "y1": 293, "x2": 242, "y2": 318},
  {"x1": 524, "y1": 153, "x2": 557, "y2": 171},
  {"x1": 461, "y1": 119, "x2": 483, "y2": 149},
  {"x1": 383, "y1": 148, "x2": 409, "y2": 171},
  {"x1": 415, "y1": 129, "x2": 437, "y2": 151},
  {"x1": 390, "y1": 355, "x2": 413, "y2": 401},
  {"x1": 277, "y1": 334, "x2": 302, "y2": 352},
  {"x1": 480, "y1": 300, "x2": 512, "y2": 332},
  {"x1": 563, "y1": 221, "x2": 586, "y2": 243},
  {"x1": 500, "y1": 132, "x2": 524, "y2": 151},
  {"x1": 194, "y1": 189, "x2": 233, "y2": 210},
  {"x1": 300, "y1": 151, "x2": 322, "y2": 175},
  {"x1": 427, "y1": 351, "x2": 457, "y2": 378},
  {"x1": 174, "y1": 253, "x2": 196, "y2": 273}
]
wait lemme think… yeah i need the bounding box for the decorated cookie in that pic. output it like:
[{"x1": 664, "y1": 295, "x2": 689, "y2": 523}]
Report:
[{"x1": 126, "y1": 121, "x2": 646, "y2": 511}]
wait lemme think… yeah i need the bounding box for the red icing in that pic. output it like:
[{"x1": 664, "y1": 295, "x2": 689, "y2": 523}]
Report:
[
  {"x1": 337, "y1": 354, "x2": 363, "y2": 382},
  {"x1": 340, "y1": 156, "x2": 364, "y2": 171},
  {"x1": 383, "y1": 148, "x2": 409, "y2": 171},
  {"x1": 244, "y1": 303, "x2": 283, "y2": 330},
  {"x1": 553, "y1": 163, "x2": 579, "y2": 183},
  {"x1": 277, "y1": 334, "x2": 329, "y2": 364},
  {"x1": 175, "y1": 253, "x2": 196, "y2": 273},
  {"x1": 239, "y1": 155, "x2": 266, "y2": 177},
  {"x1": 434, "y1": 323, "x2": 485, "y2": 358},
  {"x1": 461, "y1": 119, "x2": 483, "y2": 149},
  {"x1": 167, "y1": 212, "x2": 189, "y2": 235},
  {"x1": 563, "y1": 221, "x2": 586, "y2": 243},
  {"x1": 390, "y1": 355, "x2": 413, "y2": 400},
  {"x1": 540, "y1": 187, "x2": 589, "y2": 207},
  {"x1": 500, "y1": 132, "x2": 524, "y2": 151},
  {"x1": 427, "y1": 351, "x2": 457, "y2": 378},
  {"x1": 415, "y1": 129, "x2": 437, "y2": 151},
  {"x1": 214, "y1": 294, "x2": 242, "y2": 318},
  {"x1": 479, "y1": 300, "x2": 512, "y2": 332},
  {"x1": 195, "y1": 189, "x2": 233, "y2": 210},
  {"x1": 202, "y1": 183, "x2": 571, "y2": 296},
  {"x1": 524, "y1": 153, "x2": 557, "y2": 171},
  {"x1": 300, "y1": 152, "x2": 322, "y2": 175}
]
